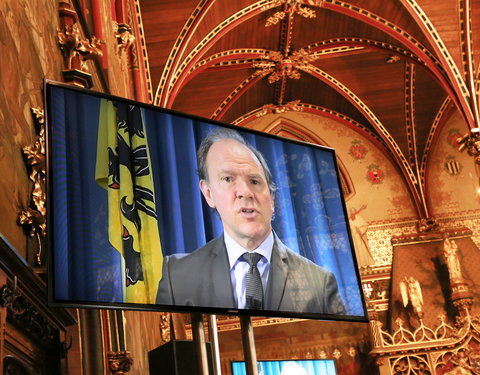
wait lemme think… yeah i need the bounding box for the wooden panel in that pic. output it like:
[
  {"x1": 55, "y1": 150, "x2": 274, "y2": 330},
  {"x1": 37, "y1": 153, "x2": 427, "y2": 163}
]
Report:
[{"x1": 0, "y1": 236, "x2": 76, "y2": 375}]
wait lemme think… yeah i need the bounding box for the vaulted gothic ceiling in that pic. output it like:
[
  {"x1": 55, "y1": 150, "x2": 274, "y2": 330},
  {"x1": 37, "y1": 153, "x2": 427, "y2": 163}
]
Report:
[{"x1": 138, "y1": 0, "x2": 480, "y2": 221}]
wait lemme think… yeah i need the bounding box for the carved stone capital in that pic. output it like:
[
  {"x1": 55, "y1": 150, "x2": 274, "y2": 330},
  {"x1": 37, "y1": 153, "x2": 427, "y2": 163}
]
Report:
[
  {"x1": 57, "y1": 2, "x2": 103, "y2": 88},
  {"x1": 114, "y1": 22, "x2": 135, "y2": 55},
  {"x1": 107, "y1": 351, "x2": 133, "y2": 375}
]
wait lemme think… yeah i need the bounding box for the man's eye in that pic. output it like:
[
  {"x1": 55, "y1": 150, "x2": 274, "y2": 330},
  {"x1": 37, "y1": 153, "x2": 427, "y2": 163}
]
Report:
[
  {"x1": 223, "y1": 176, "x2": 232, "y2": 182},
  {"x1": 251, "y1": 179, "x2": 260, "y2": 185}
]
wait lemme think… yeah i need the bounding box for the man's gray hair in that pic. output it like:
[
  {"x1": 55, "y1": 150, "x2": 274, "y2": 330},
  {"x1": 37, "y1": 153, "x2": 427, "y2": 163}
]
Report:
[{"x1": 197, "y1": 127, "x2": 277, "y2": 194}]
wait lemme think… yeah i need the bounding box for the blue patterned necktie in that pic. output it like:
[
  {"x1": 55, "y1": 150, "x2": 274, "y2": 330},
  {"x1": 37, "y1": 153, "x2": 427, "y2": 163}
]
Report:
[{"x1": 243, "y1": 252, "x2": 263, "y2": 309}]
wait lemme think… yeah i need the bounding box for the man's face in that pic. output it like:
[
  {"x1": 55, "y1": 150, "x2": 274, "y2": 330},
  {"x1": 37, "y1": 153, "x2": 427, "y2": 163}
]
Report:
[{"x1": 199, "y1": 139, "x2": 275, "y2": 250}]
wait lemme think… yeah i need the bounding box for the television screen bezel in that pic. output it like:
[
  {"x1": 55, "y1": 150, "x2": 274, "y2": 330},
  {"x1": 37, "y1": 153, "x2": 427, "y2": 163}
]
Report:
[{"x1": 44, "y1": 79, "x2": 368, "y2": 322}]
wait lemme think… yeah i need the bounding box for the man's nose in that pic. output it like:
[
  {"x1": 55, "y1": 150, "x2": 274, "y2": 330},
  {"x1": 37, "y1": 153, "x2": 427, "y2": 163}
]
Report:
[{"x1": 235, "y1": 180, "x2": 253, "y2": 199}]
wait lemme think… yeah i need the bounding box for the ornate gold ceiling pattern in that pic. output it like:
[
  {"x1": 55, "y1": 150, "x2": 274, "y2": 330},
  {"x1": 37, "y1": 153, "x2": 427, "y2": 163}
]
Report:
[{"x1": 139, "y1": 0, "x2": 480, "y2": 224}]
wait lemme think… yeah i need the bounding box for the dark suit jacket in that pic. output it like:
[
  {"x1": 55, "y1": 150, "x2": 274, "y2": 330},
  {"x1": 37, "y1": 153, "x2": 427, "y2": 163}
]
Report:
[{"x1": 155, "y1": 235, "x2": 346, "y2": 315}]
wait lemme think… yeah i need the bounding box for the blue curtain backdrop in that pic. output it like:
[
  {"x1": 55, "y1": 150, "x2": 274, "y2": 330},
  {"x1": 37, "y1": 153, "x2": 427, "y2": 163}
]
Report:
[
  {"x1": 48, "y1": 85, "x2": 364, "y2": 316},
  {"x1": 231, "y1": 360, "x2": 337, "y2": 375},
  {"x1": 50, "y1": 86, "x2": 123, "y2": 303}
]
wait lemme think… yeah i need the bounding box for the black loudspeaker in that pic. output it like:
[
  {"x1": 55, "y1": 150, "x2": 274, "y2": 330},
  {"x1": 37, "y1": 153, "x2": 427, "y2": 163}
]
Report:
[{"x1": 148, "y1": 340, "x2": 214, "y2": 375}]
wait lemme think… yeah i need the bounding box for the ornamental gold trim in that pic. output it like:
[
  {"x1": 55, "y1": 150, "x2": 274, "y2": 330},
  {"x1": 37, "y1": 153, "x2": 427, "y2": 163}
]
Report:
[
  {"x1": 253, "y1": 49, "x2": 318, "y2": 83},
  {"x1": 265, "y1": 0, "x2": 325, "y2": 27},
  {"x1": 19, "y1": 107, "x2": 46, "y2": 266}
]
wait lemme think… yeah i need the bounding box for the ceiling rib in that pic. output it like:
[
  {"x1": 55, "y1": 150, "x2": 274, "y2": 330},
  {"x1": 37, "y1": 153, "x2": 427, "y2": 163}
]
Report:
[{"x1": 324, "y1": 0, "x2": 475, "y2": 128}]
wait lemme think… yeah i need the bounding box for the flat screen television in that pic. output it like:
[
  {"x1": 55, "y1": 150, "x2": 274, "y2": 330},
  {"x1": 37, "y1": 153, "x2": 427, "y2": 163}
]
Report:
[
  {"x1": 231, "y1": 359, "x2": 337, "y2": 375},
  {"x1": 45, "y1": 80, "x2": 367, "y2": 321}
]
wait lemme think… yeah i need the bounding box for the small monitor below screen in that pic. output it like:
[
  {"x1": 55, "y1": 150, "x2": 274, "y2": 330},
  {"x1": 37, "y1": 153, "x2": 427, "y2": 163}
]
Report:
[{"x1": 231, "y1": 359, "x2": 337, "y2": 375}]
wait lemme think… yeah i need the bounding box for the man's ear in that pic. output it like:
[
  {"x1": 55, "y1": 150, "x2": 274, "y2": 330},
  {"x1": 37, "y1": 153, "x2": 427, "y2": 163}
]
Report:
[{"x1": 199, "y1": 179, "x2": 216, "y2": 208}]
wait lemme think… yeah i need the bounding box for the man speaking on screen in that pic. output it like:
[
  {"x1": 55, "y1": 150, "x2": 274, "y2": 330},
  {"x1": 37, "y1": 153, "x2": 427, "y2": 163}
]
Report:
[{"x1": 155, "y1": 128, "x2": 345, "y2": 315}]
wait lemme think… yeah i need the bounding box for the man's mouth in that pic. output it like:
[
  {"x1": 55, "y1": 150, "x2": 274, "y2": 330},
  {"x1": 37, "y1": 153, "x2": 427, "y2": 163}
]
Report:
[{"x1": 241, "y1": 208, "x2": 255, "y2": 214}]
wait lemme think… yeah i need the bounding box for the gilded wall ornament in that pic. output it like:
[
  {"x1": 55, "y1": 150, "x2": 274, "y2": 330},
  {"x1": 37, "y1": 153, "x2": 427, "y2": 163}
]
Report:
[
  {"x1": 57, "y1": 23, "x2": 81, "y2": 70},
  {"x1": 57, "y1": 24, "x2": 104, "y2": 71},
  {"x1": 76, "y1": 35, "x2": 104, "y2": 71},
  {"x1": 19, "y1": 107, "x2": 46, "y2": 266}
]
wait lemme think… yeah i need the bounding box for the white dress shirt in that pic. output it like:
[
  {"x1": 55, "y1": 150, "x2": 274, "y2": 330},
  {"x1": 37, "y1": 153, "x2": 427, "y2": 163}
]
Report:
[{"x1": 224, "y1": 231, "x2": 274, "y2": 309}]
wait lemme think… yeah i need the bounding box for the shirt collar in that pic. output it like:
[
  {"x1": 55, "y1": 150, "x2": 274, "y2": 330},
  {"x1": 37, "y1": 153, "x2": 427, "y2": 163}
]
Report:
[{"x1": 224, "y1": 231, "x2": 274, "y2": 270}]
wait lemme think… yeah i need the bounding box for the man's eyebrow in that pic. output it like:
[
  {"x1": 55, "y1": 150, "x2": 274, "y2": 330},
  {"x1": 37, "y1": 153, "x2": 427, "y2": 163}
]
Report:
[
  {"x1": 217, "y1": 168, "x2": 236, "y2": 175},
  {"x1": 247, "y1": 173, "x2": 264, "y2": 179},
  {"x1": 216, "y1": 169, "x2": 265, "y2": 179}
]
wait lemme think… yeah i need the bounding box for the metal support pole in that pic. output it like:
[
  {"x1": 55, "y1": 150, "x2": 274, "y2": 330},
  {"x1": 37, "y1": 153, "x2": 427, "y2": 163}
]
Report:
[
  {"x1": 191, "y1": 313, "x2": 210, "y2": 375},
  {"x1": 240, "y1": 316, "x2": 258, "y2": 375},
  {"x1": 79, "y1": 309, "x2": 105, "y2": 375},
  {"x1": 207, "y1": 314, "x2": 222, "y2": 375}
]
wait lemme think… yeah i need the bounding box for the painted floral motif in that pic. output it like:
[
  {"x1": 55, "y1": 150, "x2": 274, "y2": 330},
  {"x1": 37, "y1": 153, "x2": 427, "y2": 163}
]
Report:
[{"x1": 349, "y1": 139, "x2": 367, "y2": 160}]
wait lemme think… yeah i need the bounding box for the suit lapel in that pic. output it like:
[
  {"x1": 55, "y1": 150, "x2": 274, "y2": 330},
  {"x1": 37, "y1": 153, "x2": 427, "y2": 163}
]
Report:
[
  {"x1": 265, "y1": 237, "x2": 289, "y2": 310},
  {"x1": 209, "y1": 236, "x2": 236, "y2": 307}
]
